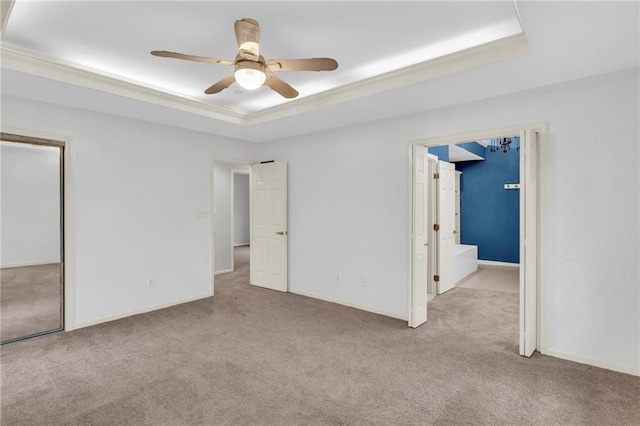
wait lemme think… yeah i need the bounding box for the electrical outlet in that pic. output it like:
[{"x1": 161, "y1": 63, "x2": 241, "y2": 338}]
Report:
[
  {"x1": 336, "y1": 273, "x2": 342, "y2": 282},
  {"x1": 360, "y1": 277, "x2": 367, "y2": 287},
  {"x1": 147, "y1": 279, "x2": 154, "y2": 288}
]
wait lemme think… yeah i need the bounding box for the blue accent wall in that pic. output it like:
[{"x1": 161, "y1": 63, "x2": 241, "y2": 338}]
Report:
[
  {"x1": 456, "y1": 139, "x2": 520, "y2": 263},
  {"x1": 427, "y1": 145, "x2": 448, "y2": 161}
]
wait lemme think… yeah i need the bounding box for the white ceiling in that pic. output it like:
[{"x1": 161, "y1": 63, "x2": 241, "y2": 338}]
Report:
[
  {"x1": 2, "y1": 1, "x2": 522, "y2": 114},
  {"x1": 448, "y1": 144, "x2": 484, "y2": 163},
  {"x1": 1, "y1": 1, "x2": 639, "y2": 143}
]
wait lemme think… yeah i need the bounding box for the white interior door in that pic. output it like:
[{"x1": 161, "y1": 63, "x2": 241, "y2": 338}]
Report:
[
  {"x1": 520, "y1": 130, "x2": 538, "y2": 356},
  {"x1": 426, "y1": 154, "x2": 438, "y2": 296},
  {"x1": 437, "y1": 160, "x2": 456, "y2": 294},
  {"x1": 250, "y1": 161, "x2": 288, "y2": 292},
  {"x1": 410, "y1": 145, "x2": 429, "y2": 328}
]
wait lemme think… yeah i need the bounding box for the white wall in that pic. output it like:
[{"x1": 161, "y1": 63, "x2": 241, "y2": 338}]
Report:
[
  {"x1": 1, "y1": 95, "x2": 255, "y2": 328},
  {"x1": 256, "y1": 68, "x2": 640, "y2": 375},
  {"x1": 2, "y1": 68, "x2": 638, "y2": 375},
  {"x1": 1, "y1": 142, "x2": 61, "y2": 267},
  {"x1": 213, "y1": 163, "x2": 249, "y2": 272},
  {"x1": 233, "y1": 173, "x2": 250, "y2": 246}
]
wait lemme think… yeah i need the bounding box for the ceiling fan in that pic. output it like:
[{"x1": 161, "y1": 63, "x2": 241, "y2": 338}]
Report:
[{"x1": 151, "y1": 18, "x2": 338, "y2": 99}]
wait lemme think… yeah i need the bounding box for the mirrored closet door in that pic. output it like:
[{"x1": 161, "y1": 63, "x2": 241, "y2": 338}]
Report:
[{"x1": 1, "y1": 135, "x2": 64, "y2": 344}]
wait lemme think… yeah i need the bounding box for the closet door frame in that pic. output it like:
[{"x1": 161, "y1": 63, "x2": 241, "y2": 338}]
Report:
[{"x1": 1, "y1": 130, "x2": 71, "y2": 344}]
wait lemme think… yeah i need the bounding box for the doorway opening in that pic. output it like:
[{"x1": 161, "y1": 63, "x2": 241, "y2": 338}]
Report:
[
  {"x1": 409, "y1": 124, "x2": 546, "y2": 357},
  {"x1": 212, "y1": 159, "x2": 252, "y2": 294},
  {"x1": 211, "y1": 158, "x2": 288, "y2": 296},
  {"x1": 231, "y1": 169, "x2": 251, "y2": 273},
  {"x1": 428, "y1": 135, "x2": 520, "y2": 291},
  {"x1": 1, "y1": 133, "x2": 65, "y2": 345}
]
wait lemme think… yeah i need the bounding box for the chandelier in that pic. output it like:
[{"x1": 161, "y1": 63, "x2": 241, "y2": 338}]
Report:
[{"x1": 489, "y1": 137, "x2": 519, "y2": 153}]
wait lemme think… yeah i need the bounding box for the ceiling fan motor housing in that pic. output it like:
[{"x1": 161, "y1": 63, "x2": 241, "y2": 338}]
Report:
[{"x1": 235, "y1": 59, "x2": 266, "y2": 73}]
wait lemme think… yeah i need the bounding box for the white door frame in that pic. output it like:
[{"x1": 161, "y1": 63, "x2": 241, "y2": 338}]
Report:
[
  {"x1": 426, "y1": 154, "x2": 438, "y2": 296},
  {"x1": 230, "y1": 169, "x2": 251, "y2": 272},
  {"x1": 210, "y1": 157, "x2": 255, "y2": 296},
  {"x1": 408, "y1": 122, "x2": 548, "y2": 355}
]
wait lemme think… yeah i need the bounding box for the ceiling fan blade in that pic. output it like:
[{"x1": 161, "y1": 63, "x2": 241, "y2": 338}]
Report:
[
  {"x1": 264, "y1": 73, "x2": 299, "y2": 99},
  {"x1": 234, "y1": 18, "x2": 261, "y2": 60},
  {"x1": 204, "y1": 73, "x2": 236, "y2": 94},
  {"x1": 267, "y1": 58, "x2": 338, "y2": 72},
  {"x1": 151, "y1": 50, "x2": 234, "y2": 66}
]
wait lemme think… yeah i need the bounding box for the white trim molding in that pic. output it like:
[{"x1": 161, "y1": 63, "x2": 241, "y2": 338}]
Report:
[
  {"x1": 545, "y1": 349, "x2": 640, "y2": 377},
  {"x1": 248, "y1": 33, "x2": 529, "y2": 125},
  {"x1": 74, "y1": 293, "x2": 212, "y2": 330},
  {"x1": 289, "y1": 288, "x2": 407, "y2": 321},
  {"x1": 1, "y1": 33, "x2": 529, "y2": 126},
  {"x1": 0, "y1": 261, "x2": 59, "y2": 268},
  {"x1": 0, "y1": 0, "x2": 15, "y2": 38},
  {"x1": 1, "y1": 43, "x2": 245, "y2": 124}
]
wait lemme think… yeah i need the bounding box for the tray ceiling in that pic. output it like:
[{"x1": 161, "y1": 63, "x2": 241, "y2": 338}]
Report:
[{"x1": 2, "y1": 1, "x2": 525, "y2": 122}]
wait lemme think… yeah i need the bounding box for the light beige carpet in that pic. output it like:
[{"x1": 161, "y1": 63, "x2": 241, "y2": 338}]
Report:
[
  {"x1": 458, "y1": 264, "x2": 520, "y2": 293},
  {"x1": 1, "y1": 264, "x2": 62, "y2": 342},
  {"x1": 1, "y1": 247, "x2": 638, "y2": 425}
]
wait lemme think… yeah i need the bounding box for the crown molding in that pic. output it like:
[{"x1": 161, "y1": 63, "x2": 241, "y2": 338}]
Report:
[
  {"x1": 246, "y1": 33, "x2": 529, "y2": 125},
  {"x1": 0, "y1": 43, "x2": 245, "y2": 125},
  {"x1": 0, "y1": 0, "x2": 15, "y2": 39},
  {"x1": 1, "y1": 33, "x2": 529, "y2": 127}
]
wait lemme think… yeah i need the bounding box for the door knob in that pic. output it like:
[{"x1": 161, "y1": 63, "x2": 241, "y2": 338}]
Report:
[
  {"x1": 276, "y1": 231, "x2": 287, "y2": 235},
  {"x1": 453, "y1": 230, "x2": 458, "y2": 234}
]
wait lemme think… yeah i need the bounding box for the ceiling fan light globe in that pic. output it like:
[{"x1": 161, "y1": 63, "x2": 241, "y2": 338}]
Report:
[{"x1": 234, "y1": 68, "x2": 266, "y2": 90}]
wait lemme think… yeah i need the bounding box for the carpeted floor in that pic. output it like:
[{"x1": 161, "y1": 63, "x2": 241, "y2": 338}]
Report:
[
  {"x1": 458, "y1": 264, "x2": 520, "y2": 293},
  {"x1": 1, "y1": 264, "x2": 62, "y2": 342},
  {"x1": 1, "y1": 247, "x2": 638, "y2": 425}
]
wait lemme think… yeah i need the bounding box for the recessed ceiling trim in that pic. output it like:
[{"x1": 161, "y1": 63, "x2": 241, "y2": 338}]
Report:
[
  {"x1": 0, "y1": 0, "x2": 15, "y2": 38},
  {"x1": 245, "y1": 33, "x2": 530, "y2": 125},
  {"x1": 0, "y1": 43, "x2": 246, "y2": 125},
  {"x1": 1, "y1": 33, "x2": 529, "y2": 127}
]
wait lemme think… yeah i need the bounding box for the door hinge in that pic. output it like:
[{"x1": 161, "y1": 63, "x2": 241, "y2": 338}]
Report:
[
  {"x1": 434, "y1": 275, "x2": 440, "y2": 282},
  {"x1": 433, "y1": 224, "x2": 440, "y2": 231},
  {"x1": 434, "y1": 173, "x2": 440, "y2": 179}
]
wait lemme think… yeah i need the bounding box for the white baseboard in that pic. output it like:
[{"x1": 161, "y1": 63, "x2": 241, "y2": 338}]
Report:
[
  {"x1": 477, "y1": 260, "x2": 520, "y2": 268},
  {"x1": 214, "y1": 268, "x2": 233, "y2": 275},
  {"x1": 1, "y1": 261, "x2": 59, "y2": 268},
  {"x1": 288, "y1": 288, "x2": 407, "y2": 321},
  {"x1": 73, "y1": 292, "x2": 213, "y2": 330},
  {"x1": 545, "y1": 348, "x2": 640, "y2": 377},
  {"x1": 233, "y1": 243, "x2": 250, "y2": 247}
]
